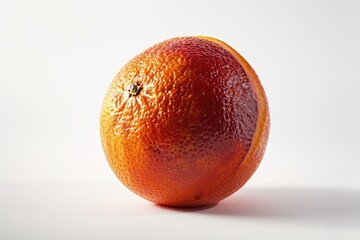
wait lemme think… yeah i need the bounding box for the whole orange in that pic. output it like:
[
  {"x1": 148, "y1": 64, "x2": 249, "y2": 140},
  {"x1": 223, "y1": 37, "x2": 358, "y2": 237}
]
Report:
[{"x1": 100, "y1": 36, "x2": 270, "y2": 207}]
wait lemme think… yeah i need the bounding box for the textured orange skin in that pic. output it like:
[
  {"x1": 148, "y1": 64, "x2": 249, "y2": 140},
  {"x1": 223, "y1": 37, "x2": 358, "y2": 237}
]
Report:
[{"x1": 100, "y1": 37, "x2": 270, "y2": 207}]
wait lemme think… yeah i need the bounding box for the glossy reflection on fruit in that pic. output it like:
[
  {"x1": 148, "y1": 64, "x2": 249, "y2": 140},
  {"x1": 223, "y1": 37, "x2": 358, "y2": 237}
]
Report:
[{"x1": 100, "y1": 36, "x2": 270, "y2": 207}]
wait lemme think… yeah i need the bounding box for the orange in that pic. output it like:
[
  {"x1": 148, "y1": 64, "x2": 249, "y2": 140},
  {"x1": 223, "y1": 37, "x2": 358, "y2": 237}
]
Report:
[{"x1": 100, "y1": 36, "x2": 270, "y2": 207}]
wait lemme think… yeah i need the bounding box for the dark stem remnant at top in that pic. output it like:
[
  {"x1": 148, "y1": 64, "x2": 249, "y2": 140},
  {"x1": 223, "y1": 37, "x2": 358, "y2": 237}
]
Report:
[{"x1": 128, "y1": 83, "x2": 142, "y2": 97}]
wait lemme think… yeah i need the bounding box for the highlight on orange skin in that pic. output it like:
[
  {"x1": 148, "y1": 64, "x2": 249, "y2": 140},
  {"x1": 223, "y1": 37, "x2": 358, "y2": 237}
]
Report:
[{"x1": 100, "y1": 36, "x2": 270, "y2": 207}]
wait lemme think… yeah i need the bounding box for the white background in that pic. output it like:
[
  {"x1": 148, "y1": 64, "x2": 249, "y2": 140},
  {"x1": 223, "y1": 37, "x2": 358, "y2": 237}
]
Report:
[{"x1": 1, "y1": 0, "x2": 359, "y2": 239}]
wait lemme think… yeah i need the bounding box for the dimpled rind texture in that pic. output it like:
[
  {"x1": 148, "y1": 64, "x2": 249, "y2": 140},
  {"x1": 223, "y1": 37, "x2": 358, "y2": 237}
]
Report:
[{"x1": 100, "y1": 36, "x2": 269, "y2": 207}]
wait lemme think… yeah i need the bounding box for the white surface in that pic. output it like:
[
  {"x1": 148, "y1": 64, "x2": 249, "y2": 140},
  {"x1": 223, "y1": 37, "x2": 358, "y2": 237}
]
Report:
[
  {"x1": 1, "y1": 0, "x2": 360, "y2": 239},
  {"x1": 1, "y1": 183, "x2": 359, "y2": 239}
]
